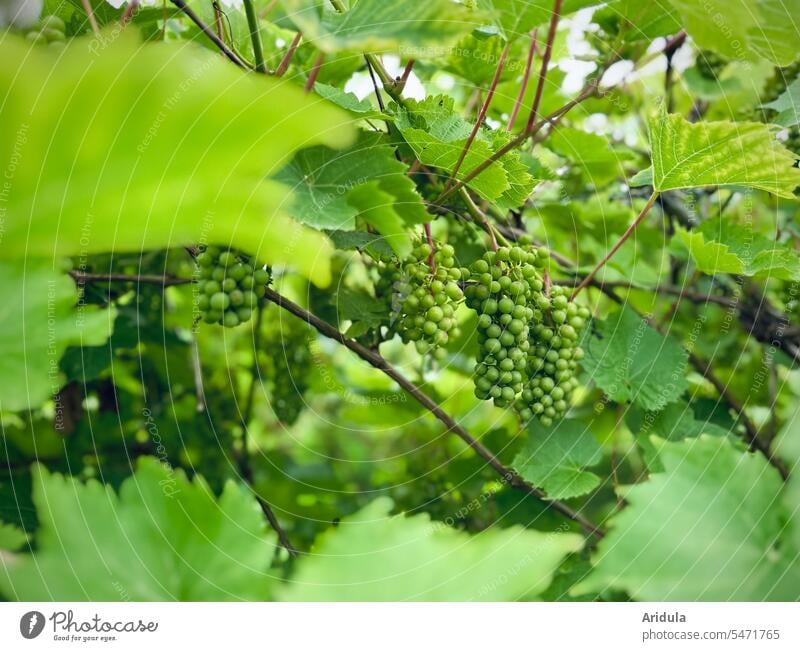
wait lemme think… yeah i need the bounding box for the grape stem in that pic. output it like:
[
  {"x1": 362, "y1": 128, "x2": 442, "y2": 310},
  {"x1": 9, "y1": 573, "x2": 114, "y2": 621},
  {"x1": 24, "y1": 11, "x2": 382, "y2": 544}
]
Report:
[
  {"x1": 242, "y1": 0, "x2": 267, "y2": 73},
  {"x1": 262, "y1": 285, "x2": 605, "y2": 538},
  {"x1": 460, "y1": 188, "x2": 508, "y2": 251},
  {"x1": 275, "y1": 32, "x2": 303, "y2": 77},
  {"x1": 304, "y1": 53, "x2": 325, "y2": 92},
  {"x1": 423, "y1": 222, "x2": 437, "y2": 272}
]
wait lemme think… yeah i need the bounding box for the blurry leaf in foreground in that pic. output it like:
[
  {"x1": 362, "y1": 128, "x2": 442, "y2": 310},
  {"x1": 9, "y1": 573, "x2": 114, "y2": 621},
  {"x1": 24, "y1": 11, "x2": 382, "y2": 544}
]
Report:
[
  {"x1": 574, "y1": 436, "x2": 800, "y2": 600},
  {"x1": 0, "y1": 458, "x2": 277, "y2": 600},
  {"x1": 0, "y1": 35, "x2": 356, "y2": 286},
  {"x1": 278, "y1": 497, "x2": 583, "y2": 600}
]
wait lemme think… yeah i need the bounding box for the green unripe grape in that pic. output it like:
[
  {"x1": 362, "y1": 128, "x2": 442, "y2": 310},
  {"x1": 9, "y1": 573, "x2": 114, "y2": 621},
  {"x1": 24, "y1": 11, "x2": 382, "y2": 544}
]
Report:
[
  {"x1": 229, "y1": 290, "x2": 244, "y2": 306},
  {"x1": 237, "y1": 307, "x2": 253, "y2": 322},
  {"x1": 210, "y1": 292, "x2": 230, "y2": 311},
  {"x1": 240, "y1": 275, "x2": 255, "y2": 290},
  {"x1": 222, "y1": 278, "x2": 237, "y2": 292},
  {"x1": 204, "y1": 280, "x2": 221, "y2": 296},
  {"x1": 197, "y1": 294, "x2": 210, "y2": 310},
  {"x1": 229, "y1": 264, "x2": 247, "y2": 281},
  {"x1": 222, "y1": 311, "x2": 240, "y2": 328}
]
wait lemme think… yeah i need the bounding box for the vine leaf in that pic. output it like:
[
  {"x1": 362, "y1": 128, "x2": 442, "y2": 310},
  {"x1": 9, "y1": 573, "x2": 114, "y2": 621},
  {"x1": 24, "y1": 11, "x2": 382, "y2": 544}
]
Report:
[
  {"x1": 581, "y1": 306, "x2": 688, "y2": 411},
  {"x1": 314, "y1": 82, "x2": 385, "y2": 119},
  {"x1": 392, "y1": 95, "x2": 539, "y2": 205},
  {"x1": 666, "y1": 0, "x2": 800, "y2": 66},
  {"x1": 282, "y1": 0, "x2": 475, "y2": 54},
  {"x1": 574, "y1": 436, "x2": 800, "y2": 600},
  {"x1": 0, "y1": 260, "x2": 114, "y2": 412},
  {"x1": 673, "y1": 221, "x2": 800, "y2": 280},
  {"x1": 278, "y1": 497, "x2": 583, "y2": 600},
  {"x1": 0, "y1": 458, "x2": 277, "y2": 601},
  {"x1": 626, "y1": 400, "x2": 733, "y2": 472},
  {"x1": 643, "y1": 106, "x2": 800, "y2": 198},
  {"x1": 762, "y1": 78, "x2": 800, "y2": 128},
  {"x1": 513, "y1": 419, "x2": 603, "y2": 500},
  {"x1": 273, "y1": 132, "x2": 427, "y2": 255},
  {"x1": 0, "y1": 36, "x2": 355, "y2": 287},
  {"x1": 477, "y1": 0, "x2": 598, "y2": 41},
  {"x1": 548, "y1": 127, "x2": 634, "y2": 187}
]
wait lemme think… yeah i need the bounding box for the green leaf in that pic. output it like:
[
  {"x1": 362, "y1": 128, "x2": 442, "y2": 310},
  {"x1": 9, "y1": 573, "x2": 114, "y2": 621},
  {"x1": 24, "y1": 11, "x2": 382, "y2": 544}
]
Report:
[
  {"x1": 0, "y1": 459, "x2": 276, "y2": 600},
  {"x1": 548, "y1": 127, "x2": 633, "y2": 186},
  {"x1": 278, "y1": 497, "x2": 583, "y2": 600},
  {"x1": 282, "y1": 0, "x2": 475, "y2": 54},
  {"x1": 666, "y1": 0, "x2": 800, "y2": 66},
  {"x1": 513, "y1": 419, "x2": 603, "y2": 500},
  {"x1": 477, "y1": 0, "x2": 598, "y2": 41},
  {"x1": 0, "y1": 523, "x2": 28, "y2": 552},
  {"x1": 674, "y1": 221, "x2": 800, "y2": 280},
  {"x1": 273, "y1": 132, "x2": 427, "y2": 252},
  {"x1": 346, "y1": 182, "x2": 413, "y2": 257},
  {"x1": 393, "y1": 96, "x2": 537, "y2": 206},
  {"x1": 0, "y1": 260, "x2": 114, "y2": 412},
  {"x1": 325, "y1": 229, "x2": 395, "y2": 259},
  {"x1": 0, "y1": 35, "x2": 355, "y2": 287},
  {"x1": 314, "y1": 82, "x2": 385, "y2": 119},
  {"x1": 331, "y1": 287, "x2": 391, "y2": 329},
  {"x1": 574, "y1": 436, "x2": 800, "y2": 600},
  {"x1": 581, "y1": 306, "x2": 688, "y2": 411},
  {"x1": 673, "y1": 229, "x2": 746, "y2": 274},
  {"x1": 646, "y1": 107, "x2": 800, "y2": 198},
  {"x1": 762, "y1": 78, "x2": 800, "y2": 128},
  {"x1": 626, "y1": 400, "x2": 733, "y2": 471},
  {"x1": 596, "y1": 0, "x2": 681, "y2": 41}
]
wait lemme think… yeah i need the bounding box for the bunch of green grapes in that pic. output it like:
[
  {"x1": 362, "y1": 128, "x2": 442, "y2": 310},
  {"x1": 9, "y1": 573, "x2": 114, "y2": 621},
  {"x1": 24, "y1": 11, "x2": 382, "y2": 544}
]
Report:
[
  {"x1": 377, "y1": 242, "x2": 465, "y2": 359},
  {"x1": 516, "y1": 287, "x2": 590, "y2": 426},
  {"x1": 23, "y1": 15, "x2": 66, "y2": 46},
  {"x1": 195, "y1": 247, "x2": 270, "y2": 327},
  {"x1": 695, "y1": 50, "x2": 728, "y2": 81},
  {"x1": 262, "y1": 311, "x2": 313, "y2": 425},
  {"x1": 464, "y1": 245, "x2": 548, "y2": 408}
]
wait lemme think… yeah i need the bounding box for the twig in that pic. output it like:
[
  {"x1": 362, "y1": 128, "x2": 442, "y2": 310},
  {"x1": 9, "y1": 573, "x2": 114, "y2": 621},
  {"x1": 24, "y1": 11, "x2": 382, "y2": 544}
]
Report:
[
  {"x1": 170, "y1": 0, "x2": 248, "y2": 69},
  {"x1": 460, "y1": 188, "x2": 506, "y2": 250},
  {"x1": 121, "y1": 0, "x2": 139, "y2": 25},
  {"x1": 570, "y1": 191, "x2": 660, "y2": 299},
  {"x1": 423, "y1": 222, "x2": 437, "y2": 272},
  {"x1": 275, "y1": 32, "x2": 302, "y2": 77},
  {"x1": 436, "y1": 75, "x2": 600, "y2": 204},
  {"x1": 80, "y1": 0, "x2": 100, "y2": 35},
  {"x1": 441, "y1": 42, "x2": 510, "y2": 193},
  {"x1": 508, "y1": 30, "x2": 537, "y2": 132},
  {"x1": 190, "y1": 321, "x2": 207, "y2": 414},
  {"x1": 524, "y1": 0, "x2": 563, "y2": 133},
  {"x1": 242, "y1": 0, "x2": 267, "y2": 73},
  {"x1": 262, "y1": 286, "x2": 605, "y2": 538},
  {"x1": 304, "y1": 53, "x2": 325, "y2": 92},
  {"x1": 397, "y1": 59, "x2": 415, "y2": 92},
  {"x1": 364, "y1": 55, "x2": 386, "y2": 111},
  {"x1": 553, "y1": 278, "x2": 738, "y2": 308},
  {"x1": 70, "y1": 270, "x2": 191, "y2": 286}
]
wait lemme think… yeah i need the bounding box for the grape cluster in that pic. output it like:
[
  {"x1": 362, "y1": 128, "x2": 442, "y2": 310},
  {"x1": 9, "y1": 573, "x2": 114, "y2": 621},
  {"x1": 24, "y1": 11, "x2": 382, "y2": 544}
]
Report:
[
  {"x1": 516, "y1": 286, "x2": 590, "y2": 426},
  {"x1": 262, "y1": 311, "x2": 313, "y2": 425},
  {"x1": 23, "y1": 15, "x2": 66, "y2": 46},
  {"x1": 465, "y1": 245, "x2": 547, "y2": 408},
  {"x1": 195, "y1": 247, "x2": 269, "y2": 327},
  {"x1": 695, "y1": 50, "x2": 728, "y2": 81},
  {"x1": 377, "y1": 242, "x2": 464, "y2": 360}
]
